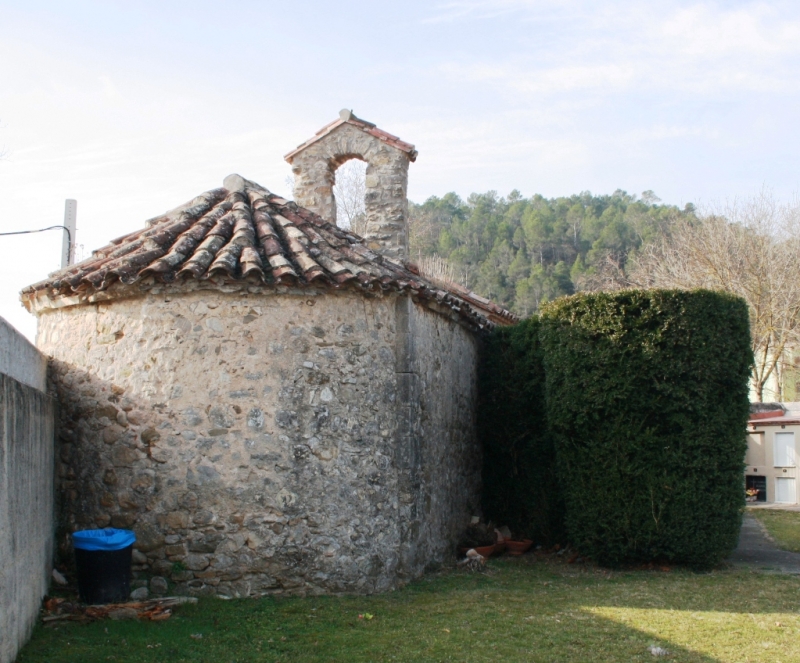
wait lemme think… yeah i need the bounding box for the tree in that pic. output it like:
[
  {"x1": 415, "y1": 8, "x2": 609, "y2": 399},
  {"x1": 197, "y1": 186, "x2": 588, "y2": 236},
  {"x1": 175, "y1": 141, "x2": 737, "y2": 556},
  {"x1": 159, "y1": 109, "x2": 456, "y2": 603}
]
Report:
[
  {"x1": 406, "y1": 189, "x2": 693, "y2": 315},
  {"x1": 628, "y1": 190, "x2": 800, "y2": 401}
]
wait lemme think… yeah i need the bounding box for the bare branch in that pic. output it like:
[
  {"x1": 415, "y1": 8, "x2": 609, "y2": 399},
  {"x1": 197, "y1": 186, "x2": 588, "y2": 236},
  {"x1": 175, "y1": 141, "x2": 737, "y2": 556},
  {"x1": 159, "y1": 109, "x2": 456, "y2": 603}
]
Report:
[{"x1": 629, "y1": 189, "x2": 800, "y2": 401}]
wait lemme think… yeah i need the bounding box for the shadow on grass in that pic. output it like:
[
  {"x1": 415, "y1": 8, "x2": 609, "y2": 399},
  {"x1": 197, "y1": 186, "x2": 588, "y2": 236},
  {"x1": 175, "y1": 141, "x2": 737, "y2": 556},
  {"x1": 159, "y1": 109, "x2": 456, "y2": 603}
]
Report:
[{"x1": 18, "y1": 556, "x2": 800, "y2": 663}]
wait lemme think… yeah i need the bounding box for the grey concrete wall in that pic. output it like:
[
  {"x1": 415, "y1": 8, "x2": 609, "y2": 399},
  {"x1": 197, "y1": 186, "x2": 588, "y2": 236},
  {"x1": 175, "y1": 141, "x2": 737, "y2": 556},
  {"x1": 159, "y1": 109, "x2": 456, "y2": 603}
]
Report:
[
  {"x1": 0, "y1": 315, "x2": 46, "y2": 392},
  {"x1": 0, "y1": 371, "x2": 56, "y2": 663}
]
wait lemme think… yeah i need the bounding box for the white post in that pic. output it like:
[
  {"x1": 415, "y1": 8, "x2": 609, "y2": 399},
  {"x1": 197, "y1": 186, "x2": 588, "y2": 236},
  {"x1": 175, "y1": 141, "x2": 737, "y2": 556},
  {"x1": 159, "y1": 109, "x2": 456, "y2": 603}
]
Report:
[{"x1": 61, "y1": 199, "x2": 77, "y2": 269}]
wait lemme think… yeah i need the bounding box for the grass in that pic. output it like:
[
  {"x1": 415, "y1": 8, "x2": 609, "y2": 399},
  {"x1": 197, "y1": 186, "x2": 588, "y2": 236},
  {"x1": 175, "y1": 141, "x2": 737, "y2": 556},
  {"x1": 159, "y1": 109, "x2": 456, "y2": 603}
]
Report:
[
  {"x1": 749, "y1": 507, "x2": 800, "y2": 552},
  {"x1": 18, "y1": 555, "x2": 800, "y2": 663}
]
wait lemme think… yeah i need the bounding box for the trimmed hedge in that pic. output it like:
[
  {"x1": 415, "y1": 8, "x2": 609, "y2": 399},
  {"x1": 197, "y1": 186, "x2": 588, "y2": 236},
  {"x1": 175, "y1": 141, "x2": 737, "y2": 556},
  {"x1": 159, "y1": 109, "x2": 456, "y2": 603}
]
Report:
[
  {"x1": 539, "y1": 290, "x2": 752, "y2": 568},
  {"x1": 477, "y1": 318, "x2": 564, "y2": 544}
]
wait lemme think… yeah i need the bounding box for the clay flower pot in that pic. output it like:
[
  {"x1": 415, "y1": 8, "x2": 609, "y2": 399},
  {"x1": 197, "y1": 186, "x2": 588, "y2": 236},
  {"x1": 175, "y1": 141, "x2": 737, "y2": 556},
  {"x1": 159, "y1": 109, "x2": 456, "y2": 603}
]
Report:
[
  {"x1": 505, "y1": 539, "x2": 533, "y2": 556},
  {"x1": 459, "y1": 544, "x2": 496, "y2": 558},
  {"x1": 494, "y1": 530, "x2": 507, "y2": 554}
]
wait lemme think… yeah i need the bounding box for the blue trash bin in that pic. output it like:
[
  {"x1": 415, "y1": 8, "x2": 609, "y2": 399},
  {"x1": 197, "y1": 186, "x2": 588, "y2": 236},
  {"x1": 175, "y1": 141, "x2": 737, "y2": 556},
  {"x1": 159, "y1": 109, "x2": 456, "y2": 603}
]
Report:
[{"x1": 72, "y1": 528, "x2": 136, "y2": 604}]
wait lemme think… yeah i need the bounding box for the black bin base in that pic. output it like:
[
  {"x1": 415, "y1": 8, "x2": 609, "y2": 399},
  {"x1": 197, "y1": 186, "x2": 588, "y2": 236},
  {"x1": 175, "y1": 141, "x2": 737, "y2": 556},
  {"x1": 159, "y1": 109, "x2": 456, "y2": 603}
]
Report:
[{"x1": 75, "y1": 545, "x2": 133, "y2": 604}]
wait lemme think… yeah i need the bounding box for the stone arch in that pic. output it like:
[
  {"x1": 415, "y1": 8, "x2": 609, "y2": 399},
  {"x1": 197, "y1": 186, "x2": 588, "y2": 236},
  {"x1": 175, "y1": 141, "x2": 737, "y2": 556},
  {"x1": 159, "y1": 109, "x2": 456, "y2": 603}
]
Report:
[
  {"x1": 331, "y1": 155, "x2": 368, "y2": 234},
  {"x1": 287, "y1": 112, "x2": 414, "y2": 262}
]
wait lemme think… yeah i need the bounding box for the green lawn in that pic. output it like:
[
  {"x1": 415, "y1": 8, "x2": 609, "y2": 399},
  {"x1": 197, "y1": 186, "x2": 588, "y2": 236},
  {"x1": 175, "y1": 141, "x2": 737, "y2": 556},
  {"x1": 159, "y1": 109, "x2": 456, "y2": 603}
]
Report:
[
  {"x1": 749, "y1": 508, "x2": 800, "y2": 553},
  {"x1": 18, "y1": 556, "x2": 800, "y2": 663}
]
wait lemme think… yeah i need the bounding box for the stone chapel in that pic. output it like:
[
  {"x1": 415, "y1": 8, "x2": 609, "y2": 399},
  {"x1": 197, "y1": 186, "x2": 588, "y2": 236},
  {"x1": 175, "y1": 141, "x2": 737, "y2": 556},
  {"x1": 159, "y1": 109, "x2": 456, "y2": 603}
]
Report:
[{"x1": 21, "y1": 111, "x2": 515, "y2": 597}]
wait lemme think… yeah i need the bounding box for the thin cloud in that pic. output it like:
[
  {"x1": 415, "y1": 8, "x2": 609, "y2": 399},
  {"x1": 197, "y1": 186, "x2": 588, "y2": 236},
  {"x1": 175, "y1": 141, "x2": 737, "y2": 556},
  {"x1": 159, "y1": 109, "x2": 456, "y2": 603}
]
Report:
[
  {"x1": 423, "y1": 0, "x2": 577, "y2": 24},
  {"x1": 434, "y1": 2, "x2": 800, "y2": 97},
  {"x1": 663, "y1": 4, "x2": 800, "y2": 57}
]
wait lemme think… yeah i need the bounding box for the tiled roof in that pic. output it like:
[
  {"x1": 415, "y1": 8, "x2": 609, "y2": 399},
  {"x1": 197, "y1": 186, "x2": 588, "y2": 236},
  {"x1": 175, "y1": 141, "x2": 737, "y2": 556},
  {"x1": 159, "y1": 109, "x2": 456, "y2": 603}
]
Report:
[
  {"x1": 20, "y1": 174, "x2": 517, "y2": 330},
  {"x1": 748, "y1": 415, "x2": 800, "y2": 426},
  {"x1": 284, "y1": 110, "x2": 418, "y2": 163},
  {"x1": 749, "y1": 405, "x2": 800, "y2": 427}
]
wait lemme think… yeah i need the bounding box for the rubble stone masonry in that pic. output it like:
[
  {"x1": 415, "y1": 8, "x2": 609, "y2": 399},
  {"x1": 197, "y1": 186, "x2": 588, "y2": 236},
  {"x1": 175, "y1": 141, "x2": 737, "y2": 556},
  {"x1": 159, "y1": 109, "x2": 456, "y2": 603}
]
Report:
[
  {"x1": 289, "y1": 122, "x2": 412, "y2": 262},
  {"x1": 37, "y1": 286, "x2": 480, "y2": 597}
]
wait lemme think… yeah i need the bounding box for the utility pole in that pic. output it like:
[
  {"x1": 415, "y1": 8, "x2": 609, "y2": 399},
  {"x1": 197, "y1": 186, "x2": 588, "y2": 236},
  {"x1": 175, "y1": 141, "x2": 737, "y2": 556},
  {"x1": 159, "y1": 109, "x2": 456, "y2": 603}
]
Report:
[{"x1": 61, "y1": 199, "x2": 77, "y2": 269}]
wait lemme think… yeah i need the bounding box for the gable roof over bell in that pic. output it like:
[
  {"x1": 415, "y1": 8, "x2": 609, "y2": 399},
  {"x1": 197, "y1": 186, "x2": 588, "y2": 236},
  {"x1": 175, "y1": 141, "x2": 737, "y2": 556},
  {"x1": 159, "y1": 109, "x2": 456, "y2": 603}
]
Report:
[{"x1": 284, "y1": 109, "x2": 418, "y2": 163}]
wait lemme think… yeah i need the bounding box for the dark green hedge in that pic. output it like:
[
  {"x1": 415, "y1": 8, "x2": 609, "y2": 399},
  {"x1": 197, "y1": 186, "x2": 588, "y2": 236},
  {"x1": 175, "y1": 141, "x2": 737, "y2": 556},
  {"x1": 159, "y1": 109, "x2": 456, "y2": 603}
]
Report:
[
  {"x1": 539, "y1": 290, "x2": 752, "y2": 568},
  {"x1": 477, "y1": 318, "x2": 564, "y2": 544}
]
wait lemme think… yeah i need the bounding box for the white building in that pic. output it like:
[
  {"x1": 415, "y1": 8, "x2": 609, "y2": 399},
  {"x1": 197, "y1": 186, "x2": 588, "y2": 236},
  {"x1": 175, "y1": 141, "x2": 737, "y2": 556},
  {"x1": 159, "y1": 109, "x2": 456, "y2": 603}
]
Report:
[{"x1": 746, "y1": 403, "x2": 800, "y2": 504}]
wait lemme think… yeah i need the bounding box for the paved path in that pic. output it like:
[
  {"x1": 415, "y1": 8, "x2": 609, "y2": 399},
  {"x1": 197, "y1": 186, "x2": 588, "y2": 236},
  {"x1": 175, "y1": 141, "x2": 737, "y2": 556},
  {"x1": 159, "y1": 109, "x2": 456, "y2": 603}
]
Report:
[{"x1": 728, "y1": 512, "x2": 800, "y2": 573}]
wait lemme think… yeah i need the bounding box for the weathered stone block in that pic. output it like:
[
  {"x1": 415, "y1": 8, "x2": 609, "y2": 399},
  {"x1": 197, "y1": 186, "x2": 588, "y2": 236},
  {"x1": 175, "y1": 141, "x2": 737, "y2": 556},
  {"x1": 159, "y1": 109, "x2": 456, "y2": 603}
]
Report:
[
  {"x1": 111, "y1": 445, "x2": 140, "y2": 467},
  {"x1": 165, "y1": 511, "x2": 190, "y2": 529},
  {"x1": 185, "y1": 554, "x2": 210, "y2": 571},
  {"x1": 96, "y1": 404, "x2": 119, "y2": 420},
  {"x1": 193, "y1": 510, "x2": 215, "y2": 526},
  {"x1": 133, "y1": 522, "x2": 165, "y2": 552},
  {"x1": 150, "y1": 576, "x2": 168, "y2": 594},
  {"x1": 131, "y1": 471, "x2": 155, "y2": 492},
  {"x1": 111, "y1": 513, "x2": 136, "y2": 529},
  {"x1": 103, "y1": 425, "x2": 125, "y2": 444},
  {"x1": 141, "y1": 428, "x2": 160, "y2": 444}
]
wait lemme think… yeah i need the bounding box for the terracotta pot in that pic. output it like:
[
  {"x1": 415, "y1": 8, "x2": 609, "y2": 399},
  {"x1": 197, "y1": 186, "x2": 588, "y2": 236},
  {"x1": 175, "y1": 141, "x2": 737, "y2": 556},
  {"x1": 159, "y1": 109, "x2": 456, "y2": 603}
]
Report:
[
  {"x1": 494, "y1": 529, "x2": 506, "y2": 553},
  {"x1": 505, "y1": 539, "x2": 533, "y2": 556},
  {"x1": 459, "y1": 544, "x2": 496, "y2": 558}
]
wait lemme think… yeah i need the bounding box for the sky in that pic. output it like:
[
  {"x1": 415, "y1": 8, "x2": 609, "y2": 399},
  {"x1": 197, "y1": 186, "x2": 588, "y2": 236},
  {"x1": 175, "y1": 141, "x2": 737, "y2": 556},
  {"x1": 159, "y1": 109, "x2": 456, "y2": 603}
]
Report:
[{"x1": 1, "y1": 0, "x2": 799, "y2": 342}]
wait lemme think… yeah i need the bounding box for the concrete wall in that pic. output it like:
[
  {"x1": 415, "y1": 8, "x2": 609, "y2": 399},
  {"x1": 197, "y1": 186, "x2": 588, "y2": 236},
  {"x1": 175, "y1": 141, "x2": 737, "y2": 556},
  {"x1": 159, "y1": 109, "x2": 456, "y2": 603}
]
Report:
[
  {"x1": 38, "y1": 285, "x2": 481, "y2": 597},
  {"x1": 0, "y1": 325, "x2": 55, "y2": 663},
  {"x1": 0, "y1": 315, "x2": 46, "y2": 392}
]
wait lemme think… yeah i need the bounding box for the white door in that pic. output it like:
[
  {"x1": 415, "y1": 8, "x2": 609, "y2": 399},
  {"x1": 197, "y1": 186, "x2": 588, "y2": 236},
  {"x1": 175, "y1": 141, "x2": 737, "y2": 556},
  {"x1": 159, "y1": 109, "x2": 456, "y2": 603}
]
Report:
[
  {"x1": 775, "y1": 477, "x2": 797, "y2": 504},
  {"x1": 774, "y1": 432, "x2": 796, "y2": 467}
]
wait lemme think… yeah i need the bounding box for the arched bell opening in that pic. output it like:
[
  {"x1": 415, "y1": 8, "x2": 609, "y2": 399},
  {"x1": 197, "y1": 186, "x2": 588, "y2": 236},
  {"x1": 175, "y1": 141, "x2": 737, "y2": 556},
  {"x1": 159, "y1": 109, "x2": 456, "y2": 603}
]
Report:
[{"x1": 332, "y1": 155, "x2": 368, "y2": 235}]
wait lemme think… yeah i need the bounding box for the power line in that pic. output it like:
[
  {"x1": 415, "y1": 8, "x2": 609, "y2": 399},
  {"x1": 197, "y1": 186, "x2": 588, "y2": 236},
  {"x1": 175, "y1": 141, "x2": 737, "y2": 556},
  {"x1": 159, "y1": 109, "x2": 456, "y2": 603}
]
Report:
[{"x1": 0, "y1": 224, "x2": 72, "y2": 263}]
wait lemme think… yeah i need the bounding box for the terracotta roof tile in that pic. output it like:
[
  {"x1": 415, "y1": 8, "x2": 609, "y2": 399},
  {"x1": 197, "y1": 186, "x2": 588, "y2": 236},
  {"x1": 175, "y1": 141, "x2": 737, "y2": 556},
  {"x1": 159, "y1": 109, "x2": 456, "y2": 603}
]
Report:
[{"x1": 21, "y1": 174, "x2": 517, "y2": 331}]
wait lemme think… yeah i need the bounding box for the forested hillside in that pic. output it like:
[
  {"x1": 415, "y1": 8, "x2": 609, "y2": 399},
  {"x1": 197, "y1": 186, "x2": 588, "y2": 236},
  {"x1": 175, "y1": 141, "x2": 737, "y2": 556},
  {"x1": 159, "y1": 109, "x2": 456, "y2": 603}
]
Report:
[{"x1": 408, "y1": 190, "x2": 697, "y2": 316}]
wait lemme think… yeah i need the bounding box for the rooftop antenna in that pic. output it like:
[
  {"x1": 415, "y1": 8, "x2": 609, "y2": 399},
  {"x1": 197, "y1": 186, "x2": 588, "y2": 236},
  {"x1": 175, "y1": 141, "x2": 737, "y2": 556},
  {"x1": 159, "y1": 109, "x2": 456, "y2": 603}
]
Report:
[{"x1": 61, "y1": 199, "x2": 77, "y2": 269}]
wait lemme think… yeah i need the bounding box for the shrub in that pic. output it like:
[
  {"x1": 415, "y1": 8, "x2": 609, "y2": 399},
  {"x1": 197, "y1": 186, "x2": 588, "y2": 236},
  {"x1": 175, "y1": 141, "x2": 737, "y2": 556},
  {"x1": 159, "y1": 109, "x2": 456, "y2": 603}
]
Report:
[
  {"x1": 539, "y1": 290, "x2": 752, "y2": 568},
  {"x1": 478, "y1": 317, "x2": 564, "y2": 544}
]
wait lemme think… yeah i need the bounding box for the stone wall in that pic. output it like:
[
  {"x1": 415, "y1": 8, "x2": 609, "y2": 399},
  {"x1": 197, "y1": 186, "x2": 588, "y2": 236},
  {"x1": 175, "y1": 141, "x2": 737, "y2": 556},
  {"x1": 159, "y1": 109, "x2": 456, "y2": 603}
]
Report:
[
  {"x1": 395, "y1": 298, "x2": 482, "y2": 576},
  {"x1": 37, "y1": 285, "x2": 480, "y2": 597},
  {"x1": 0, "y1": 328, "x2": 55, "y2": 663},
  {"x1": 289, "y1": 122, "x2": 411, "y2": 262}
]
